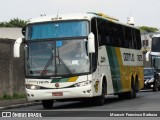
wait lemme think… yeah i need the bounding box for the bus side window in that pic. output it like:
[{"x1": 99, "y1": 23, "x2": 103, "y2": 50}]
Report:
[
  {"x1": 123, "y1": 28, "x2": 128, "y2": 48},
  {"x1": 98, "y1": 35, "x2": 102, "y2": 45},
  {"x1": 132, "y1": 29, "x2": 137, "y2": 49},
  {"x1": 106, "y1": 36, "x2": 110, "y2": 45},
  {"x1": 106, "y1": 22, "x2": 113, "y2": 46},
  {"x1": 104, "y1": 22, "x2": 110, "y2": 46},
  {"x1": 124, "y1": 27, "x2": 133, "y2": 48},
  {"x1": 114, "y1": 24, "x2": 124, "y2": 47},
  {"x1": 97, "y1": 19, "x2": 106, "y2": 46},
  {"x1": 135, "y1": 30, "x2": 141, "y2": 50}
]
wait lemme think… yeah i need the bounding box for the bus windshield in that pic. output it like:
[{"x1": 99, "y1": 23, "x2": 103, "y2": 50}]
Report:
[
  {"x1": 26, "y1": 21, "x2": 89, "y2": 40},
  {"x1": 152, "y1": 37, "x2": 160, "y2": 52},
  {"x1": 26, "y1": 39, "x2": 90, "y2": 77},
  {"x1": 152, "y1": 55, "x2": 160, "y2": 72}
]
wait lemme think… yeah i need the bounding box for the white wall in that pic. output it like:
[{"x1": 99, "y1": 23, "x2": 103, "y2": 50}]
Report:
[{"x1": 0, "y1": 28, "x2": 23, "y2": 39}]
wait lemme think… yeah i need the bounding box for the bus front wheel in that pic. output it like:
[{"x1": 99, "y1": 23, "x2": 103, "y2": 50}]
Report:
[
  {"x1": 94, "y1": 82, "x2": 106, "y2": 106},
  {"x1": 42, "y1": 100, "x2": 54, "y2": 109}
]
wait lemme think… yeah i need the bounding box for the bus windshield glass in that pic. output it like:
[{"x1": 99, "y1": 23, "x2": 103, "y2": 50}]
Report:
[
  {"x1": 152, "y1": 37, "x2": 160, "y2": 52},
  {"x1": 152, "y1": 55, "x2": 160, "y2": 72},
  {"x1": 26, "y1": 21, "x2": 89, "y2": 40},
  {"x1": 26, "y1": 39, "x2": 90, "y2": 77}
]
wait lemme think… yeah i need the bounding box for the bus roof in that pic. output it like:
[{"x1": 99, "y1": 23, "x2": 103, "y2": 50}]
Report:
[
  {"x1": 28, "y1": 12, "x2": 139, "y2": 29},
  {"x1": 28, "y1": 13, "x2": 94, "y2": 23}
]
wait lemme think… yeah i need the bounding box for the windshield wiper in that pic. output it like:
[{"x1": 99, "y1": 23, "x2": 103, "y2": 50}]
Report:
[
  {"x1": 56, "y1": 56, "x2": 72, "y2": 75},
  {"x1": 41, "y1": 55, "x2": 72, "y2": 76},
  {"x1": 41, "y1": 54, "x2": 54, "y2": 76}
]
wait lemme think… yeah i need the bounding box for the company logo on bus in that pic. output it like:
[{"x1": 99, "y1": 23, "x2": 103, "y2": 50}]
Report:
[{"x1": 55, "y1": 83, "x2": 59, "y2": 88}]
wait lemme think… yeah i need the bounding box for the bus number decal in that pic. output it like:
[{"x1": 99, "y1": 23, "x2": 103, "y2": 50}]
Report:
[
  {"x1": 137, "y1": 55, "x2": 142, "y2": 61},
  {"x1": 123, "y1": 53, "x2": 135, "y2": 61}
]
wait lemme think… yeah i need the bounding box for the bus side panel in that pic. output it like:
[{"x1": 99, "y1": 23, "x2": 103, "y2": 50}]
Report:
[
  {"x1": 138, "y1": 66, "x2": 144, "y2": 90},
  {"x1": 106, "y1": 46, "x2": 122, "y2": 93},
  {"x1": 119, "y1": 48, "x2": 144, "y2": 92},
  {"x1": 115, "y1": 47, "x2": 129, "y2": 92},
  {"x1": 98, "y1": 46, "x2": 114, "y2": 95},
  {"x1": 104, "y1": 46, "x2": 144, "y2": 94}
]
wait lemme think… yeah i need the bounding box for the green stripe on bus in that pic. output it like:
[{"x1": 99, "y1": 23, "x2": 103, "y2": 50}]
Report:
[
  {"x1": 51, "y1": 79, "x2": 61, "y2": 83},
  {"x1": 60, "y1": 78, "x2": 69, "y2": 82},
  {"x1": 106, "y1": 46, "x2": 122, "y2": 93},
  {"x1": 51, "y1": 78, "x2": 69, "y2": 83}
]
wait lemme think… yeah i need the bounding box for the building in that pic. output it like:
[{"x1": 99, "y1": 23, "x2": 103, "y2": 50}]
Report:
[
  {"x1": 141, "y1": 31, "x2": 160, "y2": 52},
  {"x1": 0, "y1": 27, "x2": 23, "y2": 39},
  {"x1": 141, "y1": 31, "x2": 160, "y2": 67}
]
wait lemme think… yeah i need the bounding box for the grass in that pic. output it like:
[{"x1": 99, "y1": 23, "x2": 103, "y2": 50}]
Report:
[{"x1": 0, "y1": 93, "x2": 26, "y2": 100}]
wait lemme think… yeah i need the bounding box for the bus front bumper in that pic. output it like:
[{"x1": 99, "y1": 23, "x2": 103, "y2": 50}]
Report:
[{"x1": 26, "y1": 85, "x2": 94, "y2": 101}]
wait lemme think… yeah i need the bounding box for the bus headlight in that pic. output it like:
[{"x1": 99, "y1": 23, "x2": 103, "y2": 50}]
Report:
[
  {"x1": 26, "y1": 84, "x2": 41, "y2": 90},
  {"x1": 74, "y1": 81, "x2": 92, "y2": 87}
]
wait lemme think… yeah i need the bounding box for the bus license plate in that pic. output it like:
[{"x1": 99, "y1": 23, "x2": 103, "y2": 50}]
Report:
[{"x1": 52, "y1": 92, "x2": 63, "y2": 96}]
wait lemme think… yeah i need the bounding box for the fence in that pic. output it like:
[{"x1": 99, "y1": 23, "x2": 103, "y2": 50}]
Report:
[{"x1": 0, "y1": 39, "x2": 25, "y2": 97}]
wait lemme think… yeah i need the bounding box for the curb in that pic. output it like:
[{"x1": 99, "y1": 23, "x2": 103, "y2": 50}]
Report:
[{"x1": 0, "y1": 101, "x2": 41, "y2": 110}]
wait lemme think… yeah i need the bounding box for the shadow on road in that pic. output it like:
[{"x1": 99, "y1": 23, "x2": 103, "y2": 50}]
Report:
[
  {"x1": 48, "y1": 95, "x2": 131, "y2": 109},
  {"x1": 39, "y1": 90, "x2": 160, "y2": 110},
  {"x1": 140, "y1": 89, "x2": 157, "y2": 92}
]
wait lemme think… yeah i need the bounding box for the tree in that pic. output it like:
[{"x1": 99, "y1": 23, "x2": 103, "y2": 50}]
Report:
[
  {"x1": 0, "y1": 18, "x2": 27, "y2": 28},
  {"x1": 138, "y1": 26, "x2": 159, "y2": 33}
]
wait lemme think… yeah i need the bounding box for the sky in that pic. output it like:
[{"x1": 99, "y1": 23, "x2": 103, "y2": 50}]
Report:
[{"x1": 0, "y1": 0, "x2": 160, "y2": 28}]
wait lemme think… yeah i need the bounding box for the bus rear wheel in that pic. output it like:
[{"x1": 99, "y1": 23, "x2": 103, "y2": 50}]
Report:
[
  {"x1": 126, "y1": 81, "x2": 136, "y2": 99},
  {"x1": 42, "y1": 100, "x2": 54, "y2": 109}
]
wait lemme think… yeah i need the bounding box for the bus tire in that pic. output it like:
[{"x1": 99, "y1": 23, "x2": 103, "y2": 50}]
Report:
[
  {"x1": 153, "y1": 80, "x2": 158, "y2": 92},
  {"x1": 118, "y1": 93, "x2": 126, "y2": 99},
  {"x1": 94, "y1": 81, "x2": 106, "y2": 106},
  {"x1": 42, "y1": 100, "x2": 54, "y2": 109},
  {"x1": 133, "y1": 81, "x2": 137, "y2": 98},
  {"x1": 158, "y1": 86, "x2": 160, "y2": 91},
  {"x1": 126, "y1": 80, "x2": 136, "y2": 99},
  {"x1": 135, "y1": 76, "x2": 139, "y2": 92}
]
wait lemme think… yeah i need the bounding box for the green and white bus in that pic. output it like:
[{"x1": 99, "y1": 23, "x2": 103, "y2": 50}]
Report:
[{"x1": 14, "y1": 12, "x2": 144, "y2": 109}]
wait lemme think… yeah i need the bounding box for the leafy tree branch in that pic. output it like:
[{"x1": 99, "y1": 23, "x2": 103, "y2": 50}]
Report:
[
  {"x1": 0, "y1": 18, "x2": 27, "y2": 28},
  {"x1": 138, "y1": 26, "x2": 159, "y2": 33}
]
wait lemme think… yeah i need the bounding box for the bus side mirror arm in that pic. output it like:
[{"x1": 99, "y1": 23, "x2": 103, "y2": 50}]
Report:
[
  {"x1": 146, "y1": 50, "x2": 150, "y2": 61},
  {"x1": 13, "y1": 38, "x2": 24, "y2": 58},
  {"x1": 88, "y1": 32, "x2": 95, "y2": 53}
]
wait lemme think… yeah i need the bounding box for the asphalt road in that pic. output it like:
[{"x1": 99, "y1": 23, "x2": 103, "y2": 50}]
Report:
[{"x1": 1, "y1": 90, "x2": 160, "y2": 120}]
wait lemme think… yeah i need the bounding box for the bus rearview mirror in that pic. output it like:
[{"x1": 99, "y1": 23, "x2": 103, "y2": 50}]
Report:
[
  {"x1": 88, "y1": 32, "x2": 95, "y2": 53},
  {"x1": 13, "y1": 38, "x2": 24, "y2": 58},
  {"x1": 145, "y1": 51, "x2": 150, "y2": 61}
]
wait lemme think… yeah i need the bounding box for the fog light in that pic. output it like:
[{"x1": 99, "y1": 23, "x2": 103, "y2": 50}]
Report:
[{"x1": 26, "y1": 84, "x2": 41, "y2": 90}]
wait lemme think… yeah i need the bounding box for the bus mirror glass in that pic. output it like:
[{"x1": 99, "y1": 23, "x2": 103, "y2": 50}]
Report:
[
  {"x1": 13, "y1": 38, "x2": 24, "y2": 58},
  {"x1": 88, "y1": 32, "x2": 95, "y2": 53},
  {"x1": 146, "y1": 51, "x2": 150, "y2": 61},
  {"x1": 22, "y1": 26, "x2": 26, "y2": 36}
]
